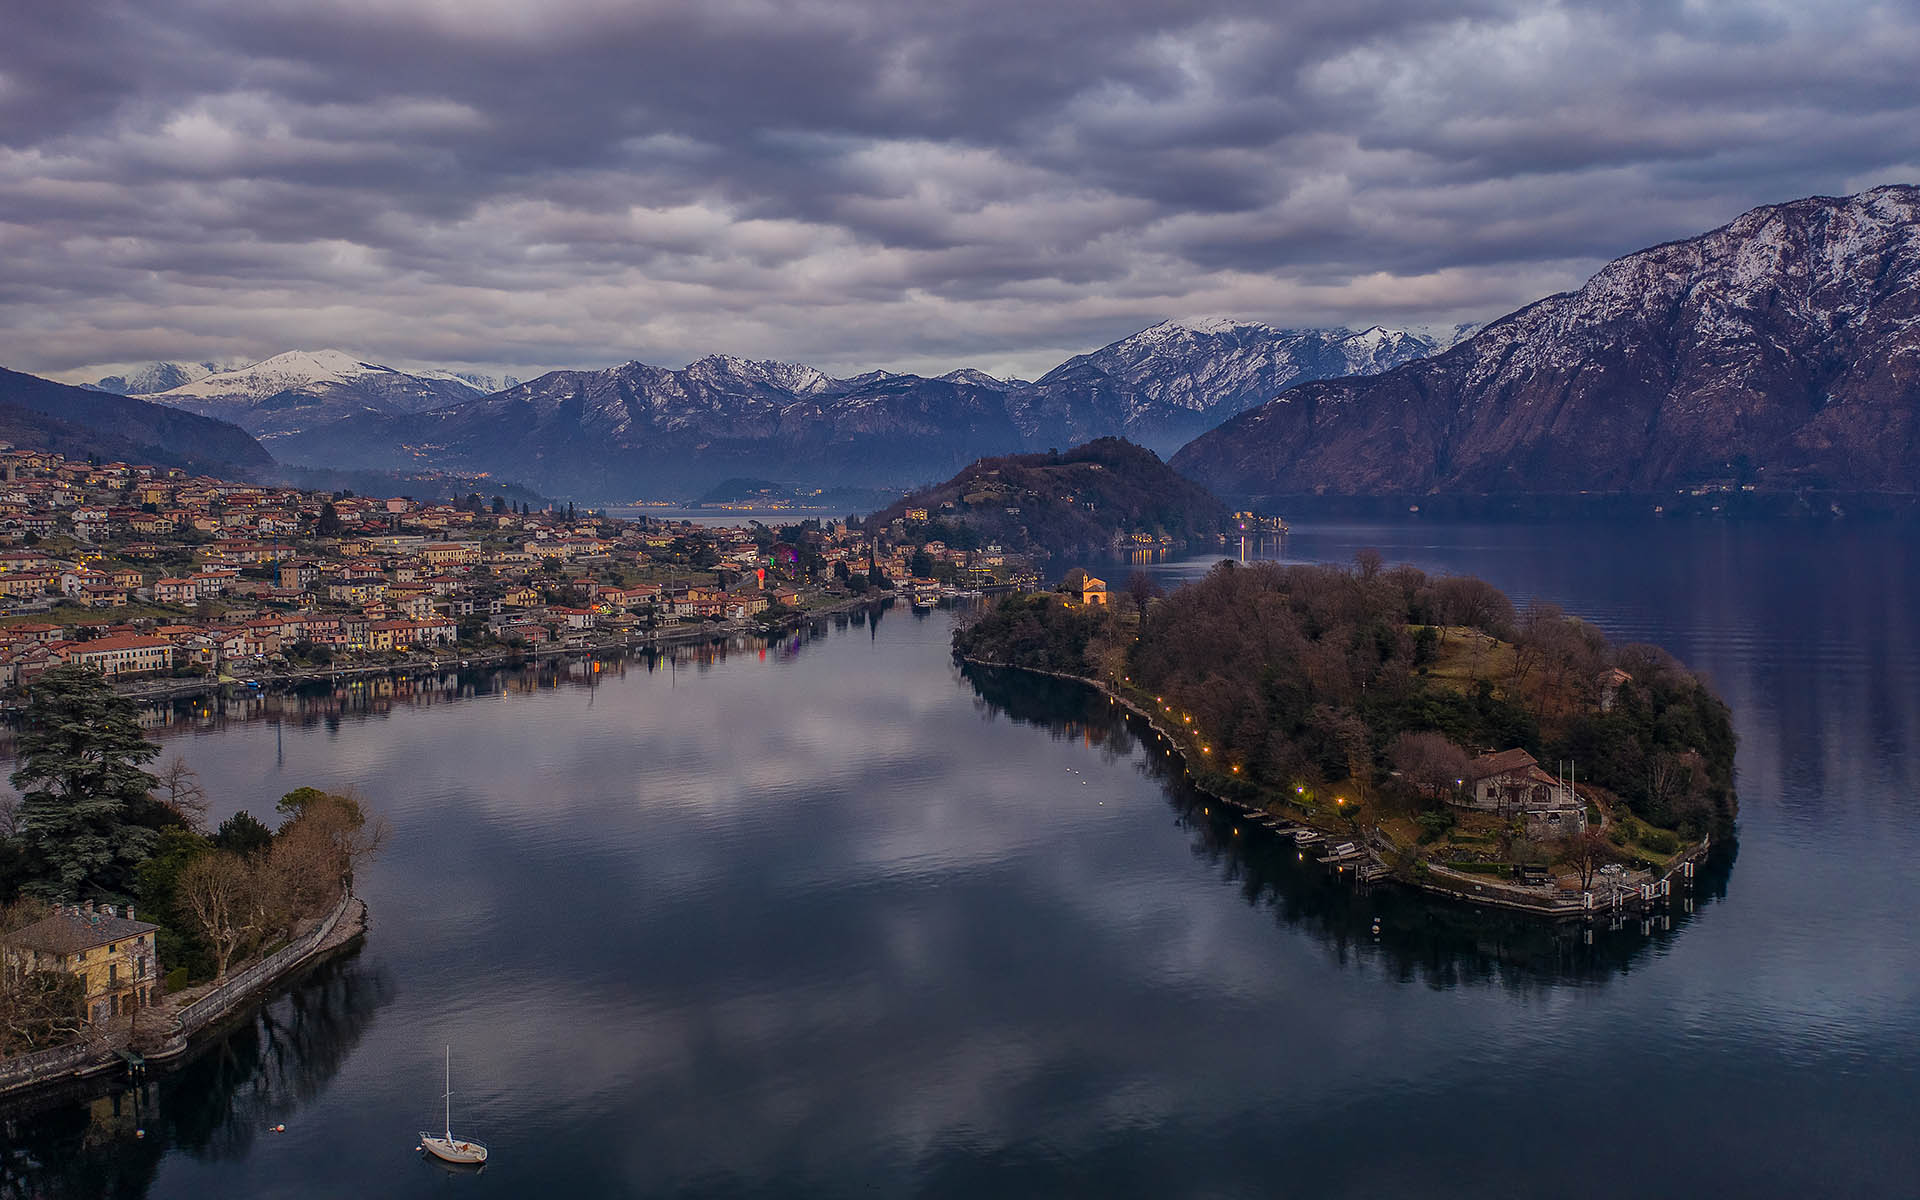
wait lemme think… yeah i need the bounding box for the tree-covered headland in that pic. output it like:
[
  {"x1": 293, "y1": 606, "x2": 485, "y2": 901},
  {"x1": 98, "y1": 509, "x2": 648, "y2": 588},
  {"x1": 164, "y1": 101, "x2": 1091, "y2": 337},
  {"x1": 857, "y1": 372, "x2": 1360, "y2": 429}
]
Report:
[
  {"x1": 955, "y1": 557, "x2": 1736, "y2": 881},
  {"x1": 866, "y1": 437, "x2": 1235, "y2": 561},
  {"x1": 1, "y1": 665, "x2": 382, "y2": 1052}
]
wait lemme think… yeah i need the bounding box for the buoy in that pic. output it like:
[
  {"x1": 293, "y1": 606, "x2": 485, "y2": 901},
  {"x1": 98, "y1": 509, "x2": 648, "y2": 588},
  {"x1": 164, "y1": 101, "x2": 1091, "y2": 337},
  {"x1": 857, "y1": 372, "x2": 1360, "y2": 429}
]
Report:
[{"x1": 273, "y1": 1124, "x2": 285, "y2": 1133}]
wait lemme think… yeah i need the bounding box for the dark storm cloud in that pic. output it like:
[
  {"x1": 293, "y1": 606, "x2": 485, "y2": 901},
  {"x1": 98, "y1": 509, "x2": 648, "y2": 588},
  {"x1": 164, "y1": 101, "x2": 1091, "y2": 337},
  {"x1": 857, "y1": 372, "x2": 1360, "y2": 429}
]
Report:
[{"x1": 2, "y1": 0, "x2": 1916, "y2": 382}]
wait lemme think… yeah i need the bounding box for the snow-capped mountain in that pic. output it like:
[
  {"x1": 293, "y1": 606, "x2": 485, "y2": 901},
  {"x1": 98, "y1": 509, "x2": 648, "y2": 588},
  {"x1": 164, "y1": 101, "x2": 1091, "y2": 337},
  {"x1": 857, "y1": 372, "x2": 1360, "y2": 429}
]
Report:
[
  {"x1": 1010, "y1": 319, "x2": 1441, "y2": 451},
  {"x1": 263, "y1": 323, "x2": 1441, "y2": 497},
  {"x1": 86, "y1": 359, "x2": 244, "y2": 396},
  {"x1": 418, "y1": 369, "x2": 520, "y2": 394},
  {"x1": 938, "y1": 368, "x2": 1027, "y2": 390},
  {"x1": 145, "y1": 349, "x2": 495, "y2": 445},
  {"x1": 1172, "y1": 185, "x2": 1920, "y2": 500}
]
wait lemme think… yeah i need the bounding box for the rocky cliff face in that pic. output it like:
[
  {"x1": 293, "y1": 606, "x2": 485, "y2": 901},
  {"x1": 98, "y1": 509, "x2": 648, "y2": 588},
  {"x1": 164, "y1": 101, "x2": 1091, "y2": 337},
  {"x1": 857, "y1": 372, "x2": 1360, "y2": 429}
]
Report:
[{"x1": 1171, "y1": 186, "x2": 1920, "y2": 501}]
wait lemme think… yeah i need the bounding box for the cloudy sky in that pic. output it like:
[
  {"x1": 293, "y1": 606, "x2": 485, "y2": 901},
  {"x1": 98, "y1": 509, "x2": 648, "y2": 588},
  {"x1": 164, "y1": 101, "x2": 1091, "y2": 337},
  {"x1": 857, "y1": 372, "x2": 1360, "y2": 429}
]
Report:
[{"x1": 3, "y1": 0, "x2": 1917, "y2": 384}]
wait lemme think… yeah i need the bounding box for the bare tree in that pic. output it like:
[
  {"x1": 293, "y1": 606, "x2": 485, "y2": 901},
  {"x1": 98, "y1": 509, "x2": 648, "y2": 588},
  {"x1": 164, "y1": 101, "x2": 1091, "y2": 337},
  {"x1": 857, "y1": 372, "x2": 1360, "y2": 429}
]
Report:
[
  {"x1": 153, "y1": 754, "x2": 210, "y2": 832},
  {"x1": 1432, "y1": 575, "x2": 1517, "y2": 639},
  {"x1": 180, "y1": 853, "x2": 270, "y2": 981},
  {"x1": 1560, "y1": 828, "x2": 1617, "y2": 891},
  {"x1": 1390, "y1": 731, "x2": 1472, "y2": 796},
  {"x1": 270, "y1": 787, "x2": 389, "y2": 918},
  {"x1": 0, "y1": 899, "x2": 86, "y2": 1052}
]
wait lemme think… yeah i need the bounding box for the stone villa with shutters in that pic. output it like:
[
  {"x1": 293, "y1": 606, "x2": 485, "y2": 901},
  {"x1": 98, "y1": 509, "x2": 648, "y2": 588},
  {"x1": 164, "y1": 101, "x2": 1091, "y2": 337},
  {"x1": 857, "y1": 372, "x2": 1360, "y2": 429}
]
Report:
[{"x1": 1, "y1": 903, "x2": 160, "y2": 1025}]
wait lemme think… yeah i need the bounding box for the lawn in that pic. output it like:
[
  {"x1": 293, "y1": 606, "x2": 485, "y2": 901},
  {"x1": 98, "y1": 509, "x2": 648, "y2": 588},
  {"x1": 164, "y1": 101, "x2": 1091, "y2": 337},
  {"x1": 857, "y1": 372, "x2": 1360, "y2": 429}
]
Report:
[{"x1": 1418, "y1": 625, "x2": 1519, "y2": 692}]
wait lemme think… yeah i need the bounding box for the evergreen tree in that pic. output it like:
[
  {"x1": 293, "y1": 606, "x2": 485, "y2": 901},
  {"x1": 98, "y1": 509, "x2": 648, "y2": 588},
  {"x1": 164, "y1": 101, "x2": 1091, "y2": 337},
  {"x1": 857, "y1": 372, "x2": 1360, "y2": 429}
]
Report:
[
  {"x1": 213, "y1": 811, "x2": 273, "y2": 855},
  {"x1": 316, "y1": 501, "x2": 343, "y2": 538},
  {"x1": 9, "y1": 665, "x2": 165, "y2": 902}
]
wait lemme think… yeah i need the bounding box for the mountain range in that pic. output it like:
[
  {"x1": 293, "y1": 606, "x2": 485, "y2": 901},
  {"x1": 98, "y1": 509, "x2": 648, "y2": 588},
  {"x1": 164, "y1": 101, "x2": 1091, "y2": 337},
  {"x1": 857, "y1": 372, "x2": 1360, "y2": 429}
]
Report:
[
  {"x1": 119, "y1": 350, "x2": 517, "y2": 445},
  {"x1": 23, "y1": 185, "x2": 1917, "y2": 508},
  {"x1": 125, "y1": 322, "x2": 1445, "y2": 499},
  {"x1": 1172, "y1": 185, "x2": 1920, "y2": 504}
]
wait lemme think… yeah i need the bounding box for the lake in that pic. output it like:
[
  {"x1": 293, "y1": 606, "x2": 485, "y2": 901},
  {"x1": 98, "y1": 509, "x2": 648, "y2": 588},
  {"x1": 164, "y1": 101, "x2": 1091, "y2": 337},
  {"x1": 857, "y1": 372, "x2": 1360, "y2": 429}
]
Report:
[{"x1": 4, "y1": 518, "x2": 1916, "y2": 1198}]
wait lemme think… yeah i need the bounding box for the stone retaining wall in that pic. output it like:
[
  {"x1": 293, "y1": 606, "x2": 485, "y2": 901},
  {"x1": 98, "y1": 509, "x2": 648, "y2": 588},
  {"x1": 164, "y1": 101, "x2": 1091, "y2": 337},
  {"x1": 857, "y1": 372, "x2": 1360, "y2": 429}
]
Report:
[
  {"x1": 0, "y1": 1038, "x2": 100, "y2": 1093},
  {"x1": 0, "y1": 888, "x2": 361, "y2": 1096},
  {"x1": 169, "y1": 888, "x2": 354, "y2": 1042}
]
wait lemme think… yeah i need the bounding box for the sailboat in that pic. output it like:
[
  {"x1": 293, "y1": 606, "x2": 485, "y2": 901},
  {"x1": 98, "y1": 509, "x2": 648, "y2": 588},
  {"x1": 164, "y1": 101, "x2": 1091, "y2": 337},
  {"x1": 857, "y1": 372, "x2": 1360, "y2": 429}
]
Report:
[{"x1": 419, "y1": 1046, "x2": 489, "y2": 1165}]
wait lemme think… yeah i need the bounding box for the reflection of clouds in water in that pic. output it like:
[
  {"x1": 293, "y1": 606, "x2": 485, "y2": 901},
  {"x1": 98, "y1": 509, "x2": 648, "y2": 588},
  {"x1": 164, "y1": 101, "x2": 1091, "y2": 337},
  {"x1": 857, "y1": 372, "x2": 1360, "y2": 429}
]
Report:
[
  {"x1": 31, "y1": 558, "x2": 1912, "y2": 1197},
  {"x1": 1162, "y1": 523, "x2": 1920, "y2": 1046}
]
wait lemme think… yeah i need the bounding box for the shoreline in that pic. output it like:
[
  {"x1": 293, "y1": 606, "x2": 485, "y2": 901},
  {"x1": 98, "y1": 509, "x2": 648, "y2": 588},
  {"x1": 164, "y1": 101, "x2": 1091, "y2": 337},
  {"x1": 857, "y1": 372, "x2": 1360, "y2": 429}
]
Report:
[
  {"x1": 0, "y1": 892, "x2": 368, "y2": 1104},
  {"x1": 0, "y1": 598, "x2": 896, "y2": 1097},
  {"x1": 960, "y1": 653, "x2": 1711, "y2": 922},
  {"x1": 71, "y1": 591, "x2": 897, "y2": 708}
]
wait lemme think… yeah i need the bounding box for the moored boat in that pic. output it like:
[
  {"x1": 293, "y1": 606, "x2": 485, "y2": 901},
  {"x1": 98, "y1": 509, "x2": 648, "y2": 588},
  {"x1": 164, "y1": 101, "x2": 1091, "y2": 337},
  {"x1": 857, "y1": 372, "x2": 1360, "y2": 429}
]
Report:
[{"x1": 419, "y1": 1046, "x2": 489, "y2": 1166}]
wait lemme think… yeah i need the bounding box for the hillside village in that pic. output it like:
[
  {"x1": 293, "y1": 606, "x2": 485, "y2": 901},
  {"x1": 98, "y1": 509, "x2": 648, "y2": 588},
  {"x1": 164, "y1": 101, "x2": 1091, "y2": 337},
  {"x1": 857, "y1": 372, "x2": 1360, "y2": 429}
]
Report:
[{"x1": 0, "y1": 444, "x2": 1041, "y2": 692}]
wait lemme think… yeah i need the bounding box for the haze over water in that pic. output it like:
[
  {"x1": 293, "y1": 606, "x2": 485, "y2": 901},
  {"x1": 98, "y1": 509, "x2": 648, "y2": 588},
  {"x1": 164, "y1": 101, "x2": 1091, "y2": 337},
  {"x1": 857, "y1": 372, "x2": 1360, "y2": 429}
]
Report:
[{"x1": 6, "y1": 519, "x2": 1916, "y2": 1198}]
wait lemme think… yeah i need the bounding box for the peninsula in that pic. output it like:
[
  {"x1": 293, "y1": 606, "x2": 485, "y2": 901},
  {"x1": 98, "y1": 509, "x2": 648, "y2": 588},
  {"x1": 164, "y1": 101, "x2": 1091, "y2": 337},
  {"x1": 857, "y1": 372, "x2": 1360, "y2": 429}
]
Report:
[
  {"x1": 954, "y1": 558, "x2": 1736, "y2": 916},
  {"x1": 0, "y1": 664, "x2": 378, "y2": 1095}
]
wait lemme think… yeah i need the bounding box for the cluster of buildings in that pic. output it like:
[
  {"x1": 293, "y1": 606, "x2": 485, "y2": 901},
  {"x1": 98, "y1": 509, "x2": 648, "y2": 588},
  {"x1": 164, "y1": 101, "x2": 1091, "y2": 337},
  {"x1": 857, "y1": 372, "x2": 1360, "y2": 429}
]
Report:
[{"x1": 0, "y1": 444, "x2": 1015, "y2": 691}]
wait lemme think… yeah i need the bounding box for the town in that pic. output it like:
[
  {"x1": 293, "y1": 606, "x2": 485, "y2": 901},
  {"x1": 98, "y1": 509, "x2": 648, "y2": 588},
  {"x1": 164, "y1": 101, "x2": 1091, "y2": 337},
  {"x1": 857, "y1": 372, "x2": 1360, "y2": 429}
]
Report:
[{"x1": 0, "y1": 445, "x2": 1041, "y2": 694}]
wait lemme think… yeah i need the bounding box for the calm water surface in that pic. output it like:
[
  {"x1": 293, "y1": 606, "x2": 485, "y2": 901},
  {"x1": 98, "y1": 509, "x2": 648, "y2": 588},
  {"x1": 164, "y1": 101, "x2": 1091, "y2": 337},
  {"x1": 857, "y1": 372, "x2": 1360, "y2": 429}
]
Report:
[{"x1": 4, "y1": 519, "x2": 1917, "y2": 1198}]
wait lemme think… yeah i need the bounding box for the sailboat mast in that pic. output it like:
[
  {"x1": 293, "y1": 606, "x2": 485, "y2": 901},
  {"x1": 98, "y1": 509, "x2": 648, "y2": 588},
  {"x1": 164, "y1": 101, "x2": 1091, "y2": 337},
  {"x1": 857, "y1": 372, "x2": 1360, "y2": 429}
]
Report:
[{"x1": 444, "y1": 1044, "x2": 452, "y2": 1140}]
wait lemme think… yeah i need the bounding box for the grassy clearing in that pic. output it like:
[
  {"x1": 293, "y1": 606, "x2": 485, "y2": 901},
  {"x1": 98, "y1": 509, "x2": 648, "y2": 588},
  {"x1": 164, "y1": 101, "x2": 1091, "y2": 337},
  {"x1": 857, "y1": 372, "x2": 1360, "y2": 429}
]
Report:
[{"x1": 1419, "y1": 625, "x2": 1518, "y2": 692}]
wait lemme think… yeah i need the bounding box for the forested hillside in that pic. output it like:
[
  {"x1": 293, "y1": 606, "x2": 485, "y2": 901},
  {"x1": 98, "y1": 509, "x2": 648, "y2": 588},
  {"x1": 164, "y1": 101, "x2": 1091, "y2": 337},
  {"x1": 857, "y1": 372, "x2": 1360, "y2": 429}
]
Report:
[{"x1": 956, "y1": 558, "x2": 1736, "y2": 839}]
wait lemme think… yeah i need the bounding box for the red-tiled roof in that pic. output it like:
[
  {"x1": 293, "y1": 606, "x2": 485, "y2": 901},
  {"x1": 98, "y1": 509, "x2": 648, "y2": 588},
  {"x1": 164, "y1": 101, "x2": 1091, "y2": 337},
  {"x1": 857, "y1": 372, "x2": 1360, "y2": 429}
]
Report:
[{"x1": 1465, "y1": 748, "x2": 1538, "y2": 780}]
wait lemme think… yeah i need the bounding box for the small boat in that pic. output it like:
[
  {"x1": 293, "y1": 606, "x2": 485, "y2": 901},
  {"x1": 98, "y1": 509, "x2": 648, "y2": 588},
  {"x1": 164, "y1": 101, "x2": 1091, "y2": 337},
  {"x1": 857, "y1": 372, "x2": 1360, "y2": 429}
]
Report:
[{"x1": 419, "y1": 1046, "x2": 489, "y2": 1166}]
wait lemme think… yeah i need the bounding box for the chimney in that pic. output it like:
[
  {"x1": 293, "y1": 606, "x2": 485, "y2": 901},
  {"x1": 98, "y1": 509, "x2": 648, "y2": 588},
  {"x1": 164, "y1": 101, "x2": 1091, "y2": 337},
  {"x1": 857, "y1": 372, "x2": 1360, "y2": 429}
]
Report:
[
  {"x1": 84, "y1": 900, "x2": 95, "y2": 915},
  {"x1": 127, "y1": 906, "x2": 135, "y2": 921}
]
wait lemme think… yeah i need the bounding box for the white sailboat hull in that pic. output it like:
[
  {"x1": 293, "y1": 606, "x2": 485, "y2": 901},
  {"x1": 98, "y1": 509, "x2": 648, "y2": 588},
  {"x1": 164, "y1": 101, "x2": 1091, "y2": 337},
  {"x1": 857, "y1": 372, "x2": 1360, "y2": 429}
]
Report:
[{"x1": 420, "y1": 1132, "x2": 489, "y2": 1165}]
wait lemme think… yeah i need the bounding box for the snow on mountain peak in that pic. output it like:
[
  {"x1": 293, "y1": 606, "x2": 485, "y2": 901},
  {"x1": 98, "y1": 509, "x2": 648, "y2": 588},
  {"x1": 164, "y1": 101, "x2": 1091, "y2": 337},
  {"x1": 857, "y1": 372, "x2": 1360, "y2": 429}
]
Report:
[
  {"x1": 1147, "y1": 316, "x2": 1274, "y2": 338},
  {"x1": 686, "y1": 353, "x2": 832, "y2": 394},
  {"x1": 939, "y1": 368, "x2": 1018, "y2": 389},
  {"x1": 155, "y1": 349, "x2": 390, "y2": 400}
]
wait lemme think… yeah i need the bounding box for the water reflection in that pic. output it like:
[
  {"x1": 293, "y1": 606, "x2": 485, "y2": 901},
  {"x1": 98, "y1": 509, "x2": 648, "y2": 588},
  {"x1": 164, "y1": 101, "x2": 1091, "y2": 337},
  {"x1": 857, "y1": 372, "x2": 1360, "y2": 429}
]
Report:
[
  {"x1": 0, "y1": 950, "x2": 390, "y2": 1200},
  {"x1": 0, "y1": 604, "x2": 897, "y2": 761},
  {"x1": 962, "y1": 662, "x2": 1736, "y2": 989}
]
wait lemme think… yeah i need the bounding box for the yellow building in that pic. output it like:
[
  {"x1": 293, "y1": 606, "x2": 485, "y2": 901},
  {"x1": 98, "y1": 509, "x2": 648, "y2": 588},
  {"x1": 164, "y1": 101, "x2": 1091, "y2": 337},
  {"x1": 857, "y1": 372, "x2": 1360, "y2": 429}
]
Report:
[
  {"x1": 2, "y1": 905, "x2": 160, "y2": 1025},
  {"x1": 1075, "y1": 574, "x2": 1108, "y2": 606}
]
